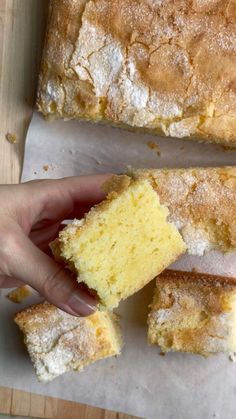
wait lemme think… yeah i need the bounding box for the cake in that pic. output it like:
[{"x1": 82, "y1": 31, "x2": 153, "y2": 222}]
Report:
[
  {"x1": 51, "y1": 178, "x2": 186, "y2": 310},
  {"x1": 148, "y1": 270, "x2": 236, "y2": 357},
  {"x1": 14, "y1": 301, "x2": 123, "y2": 382},
  {"x1": 37, "y1": 0, "x2": 236, "y2": 146},
  {"x1": 7, "y1": 285, "x2": 33, "y2": 303},
  {"x1": 130, "y1": 166, "x2": 236, "y2": 255}
]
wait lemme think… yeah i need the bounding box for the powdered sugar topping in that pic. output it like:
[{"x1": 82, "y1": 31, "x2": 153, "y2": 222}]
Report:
[{"x1": 69, "y1": 12, "x2": 186, "y2": 128}]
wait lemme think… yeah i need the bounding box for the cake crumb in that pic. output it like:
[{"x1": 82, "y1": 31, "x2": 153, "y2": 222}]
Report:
[
  {"x1": 229, "y1": 352, "x2": 236, "y2": 362},
  {"x1": 147, "y1": 141, "x2": 160, "y2": 156},
  {"x1": 222, "y1": 145, "x2": 235, "y2": 152},
  {"x1": 5, "y1": 133, "x2": 17, "y2": 144},
  {"x1": 159, "y1": 351, "x2": 166, "y2": 356},
  {"x1": 94, "y1": 157, "x2": 102, "y2": 165},
  {"x1": 7, "y1": 285, "x2": 32, "y2": 303},
  {"x1": 43, "y1": 165, "x2": 49, "y2": 172}
]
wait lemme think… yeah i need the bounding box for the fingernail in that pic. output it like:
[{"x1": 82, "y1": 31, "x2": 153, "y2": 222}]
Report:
[{"x1": 67, "y1": 289, "x2": 97, "y2": 317}]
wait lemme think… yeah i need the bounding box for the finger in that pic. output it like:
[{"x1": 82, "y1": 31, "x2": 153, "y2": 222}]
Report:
[
  {"x1": 43, "y1": 174, "x2": 112, "y2": 204},
  {"x1": 0, "y1": 275, "x2": 23, "y2": 288},
  {"x1": 30, "y1": 222, "x2": 62, "y2": 247},
  {"x1": 30, "y1": 223, "x2": 68, "y2": 254},
  {"x1": 60, "y1": 202, "x2": 100, "y2": 222},
  {"x1": 22, "y1": 174, "x2": 112, "y2": 227},
  {"x1": 30, "y1": 203, "x2": 97, "y2": 251},
  {"x1": 2, "y1": 226, "x2": 97, "y2": 316}
]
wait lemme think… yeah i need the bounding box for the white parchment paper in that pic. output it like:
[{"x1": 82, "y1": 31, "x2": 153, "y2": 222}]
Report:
[{"x1": 1, "y1": 112, "x2": 236, "y2": 419}]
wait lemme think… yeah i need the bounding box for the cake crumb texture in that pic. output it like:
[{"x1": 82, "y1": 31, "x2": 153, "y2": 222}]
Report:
[{"x1": 54, "y1": 178, "x2": 186, "y2": 310}]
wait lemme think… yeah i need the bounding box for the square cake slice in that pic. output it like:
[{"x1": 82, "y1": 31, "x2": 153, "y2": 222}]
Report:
[
  {"x1": 132, "y1": 166, "x2": 236, "y2": 255},
  {"x1": 14, "y1": 302, "x2": 122, "y2": 382},
  {"x1": 52, "y1": 178, "x2": 186, "y2": 310},
  {"x1": 148, "y1": 270, "x2": 236, "y2": 357}
]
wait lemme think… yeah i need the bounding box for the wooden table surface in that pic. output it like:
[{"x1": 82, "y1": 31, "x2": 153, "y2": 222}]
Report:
[{"x1": 0, "y1": 1, "x2": 139, "y2": 418}]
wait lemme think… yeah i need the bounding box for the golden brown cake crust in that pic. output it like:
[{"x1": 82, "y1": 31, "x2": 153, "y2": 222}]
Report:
[
  {"x1": 132, "y1": 166, "x2": 236, "y2": 254},
  {"x1": 148, "y1": 270, "x2": 236, "y2": 356},
  {"x1": 37, "y1": 0, "x2": 236, "y2": 145},
  {"x1": 158, "y1": 269, "x2": 236, "y2": 291},
  {"x1": 14, "y1": 301, "x2": 60, "y2": 334},
  {"x1": 15, "y1": 301, "x2": 122, "y2": 382},
  {"x1": 155, "y1": 270, "x2": 236, "y2": 325}
]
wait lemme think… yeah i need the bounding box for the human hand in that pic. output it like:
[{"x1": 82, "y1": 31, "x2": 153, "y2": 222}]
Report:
[{"x1": 0, "y1": 175, "x2": 110, "y2": 316}]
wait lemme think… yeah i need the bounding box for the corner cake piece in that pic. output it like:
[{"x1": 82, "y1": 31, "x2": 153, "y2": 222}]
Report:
[
  {"x1": 14, "y1": 302, "x2": 122, "y2": 382},
  {"x1": 148, "y1": 270, "x2": 236, "y2": 357},
  {"x1": 51, "y1": 178, "x2": 185, "y2": 310},
  {"x1": 132, "y1": 166, "x2": 236, "y2": 255},
  {"x1": 37, "y1": 0, "x2": 236, "y2": 146}
]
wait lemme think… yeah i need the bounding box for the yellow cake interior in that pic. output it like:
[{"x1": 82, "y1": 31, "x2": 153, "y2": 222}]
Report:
[
  {"x1": 55, "y1": 179, "x2": 186, "y2": 310},
  {"x1": 87, "y1": 311, "x2": 122, "y2": 361}
]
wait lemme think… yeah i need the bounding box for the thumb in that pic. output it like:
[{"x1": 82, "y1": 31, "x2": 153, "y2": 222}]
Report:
[{"x1": 2, "y1": 226, "x2": 96, "y2": 316}]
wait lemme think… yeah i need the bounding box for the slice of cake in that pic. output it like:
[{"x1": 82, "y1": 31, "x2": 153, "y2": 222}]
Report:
[
  {"x1": 148, "y1": 270, "x2": 236, "y2": 357},
  {"x1": 51, "y1": 178, "x2": 186, "y2": 310},
  {"x1": 131, "y1": 166, "x2": 236, "y2": 255},
  {"x1": 14, "y1": 302, "x2": 122, "y2": 382}
]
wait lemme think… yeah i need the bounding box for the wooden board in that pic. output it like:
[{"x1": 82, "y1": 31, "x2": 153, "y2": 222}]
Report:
[
  {"x1": 0, "y1": 387, "x2": 138, "y2": 419},
  {"x1": 0, "y1": 0, "x2": 48, "y2": 184},
  {"x1": 0, "y1": 2, "x2": 139, "y2": 418}
]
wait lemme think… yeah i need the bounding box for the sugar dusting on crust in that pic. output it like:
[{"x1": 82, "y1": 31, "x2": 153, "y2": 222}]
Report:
[
  {"x1": 72, "y1": 20, "x2": 124, "y2": 97},
  {"x1": 149, "y1": 271, "x2": 236, "y2": 355},
  {"x1": 164, "y1": 117, "x2": 200, "y2": 138},
  {"x1": 180, "y1": 225, "x2": 213, "y2": 256},
  {"x1": 29, "y1": 322, "x2": 98, "y2": 382},
  {"x1": 70, "y1": 20, "x2": 182, "y2": 127},
  {"x1": 21, "y1": 305, "x2": 97, "y2": 381},
  {"x1": 37, "y1": 0, "x2": 236, "y2": 144},
  {"x1": 25, "y1": 309, "x2": 80, "y2": 354},
  {"x1": 133, "y1": 167, "x2": 236, "y2": 255},
  {"x1": 15, "y1": 302, "x2": 121, "y2": 382}
]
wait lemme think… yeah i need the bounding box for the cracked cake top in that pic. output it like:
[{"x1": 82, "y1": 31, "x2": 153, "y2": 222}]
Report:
[{"x1": 37, "y1": 0, "x2": 236, "y2": 145}]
